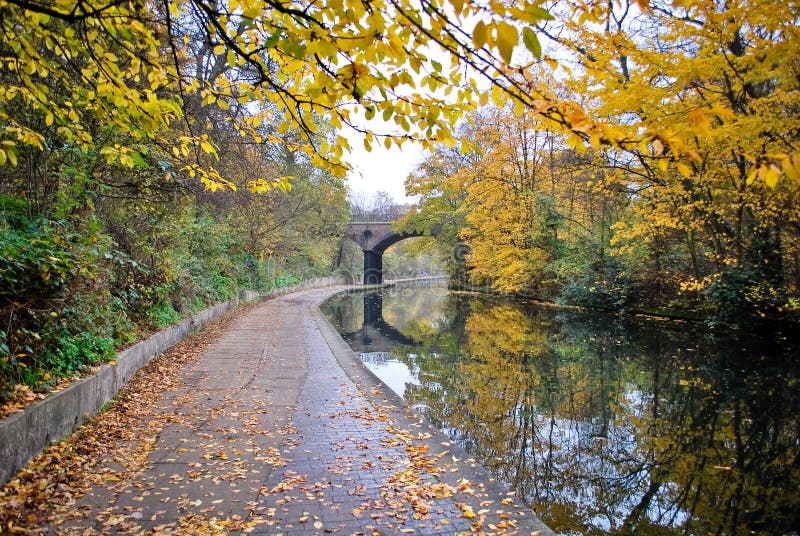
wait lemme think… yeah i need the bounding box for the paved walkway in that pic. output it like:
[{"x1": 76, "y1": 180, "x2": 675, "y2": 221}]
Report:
[{"x1": 53, "y1": 288, "x2": 552, "y2": 535}]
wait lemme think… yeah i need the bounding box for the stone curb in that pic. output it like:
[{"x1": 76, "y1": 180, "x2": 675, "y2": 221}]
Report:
[{"x1": 0, "y1": 275, "x2": 350, "y2": 487}]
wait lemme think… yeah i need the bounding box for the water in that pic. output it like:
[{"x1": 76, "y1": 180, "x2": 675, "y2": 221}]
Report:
[{"x1": 321, "y1": 285, "x2": 800, "y2": 536}]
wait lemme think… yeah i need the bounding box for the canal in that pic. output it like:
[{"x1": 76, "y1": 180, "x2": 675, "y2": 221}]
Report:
[{"x1": 321, "y1": 284, "x2": 800, "y2": 536}]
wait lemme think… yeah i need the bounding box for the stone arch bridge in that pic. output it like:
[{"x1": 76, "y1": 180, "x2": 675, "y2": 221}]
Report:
[{"x1": 344, "y1": 222, "x2": 441, "y2": 284}]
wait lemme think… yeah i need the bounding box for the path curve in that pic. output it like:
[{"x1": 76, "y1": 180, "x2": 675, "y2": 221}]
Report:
[{"x1": 50, "y1": 288, "x2": 553, "y2": 535}]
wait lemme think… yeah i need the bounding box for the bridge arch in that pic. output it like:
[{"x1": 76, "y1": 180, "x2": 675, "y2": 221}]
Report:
[{"x1": 344, "y1": 222, "x2": 441, "y2": 284}]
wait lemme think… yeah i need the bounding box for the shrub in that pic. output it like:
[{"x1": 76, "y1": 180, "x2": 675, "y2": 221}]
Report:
[
  {"x1": 703, "y1": 266, "x2": 785, "y2": 329},
  {"x1": 0, "y1": 201, "x2": 121, "y2": 399},
  {"x1": 557, "y1": 258, "x2": 632, "y2": 311},
  {"x1": 148, "y1": 302, "x2": 183, "y2": 329}
]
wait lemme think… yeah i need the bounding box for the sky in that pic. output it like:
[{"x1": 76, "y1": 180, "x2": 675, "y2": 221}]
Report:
[
  {"x1": 344, "y1": 141, "x2": 424, "y2": 204},
  {"x1": 341, "y1": 125, "x2": 427, "y2": 205}
]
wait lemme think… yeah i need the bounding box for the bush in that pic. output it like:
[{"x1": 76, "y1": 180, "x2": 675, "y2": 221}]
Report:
[
  {"x1": 49, "y1": 331, "x2": 115, "y2": 376},
  {"x1": 703, "y1": 266, "x2": 784, "y2": 329},
  {"x1": 0, "y1": 201, "x2": 121, "y2": 398},
  {"x1": 148, "y1": 302, "x2": 183, "y2": 328},
  {"x1": 557, "y1": 258, "x2": 632, "y2": 311}
]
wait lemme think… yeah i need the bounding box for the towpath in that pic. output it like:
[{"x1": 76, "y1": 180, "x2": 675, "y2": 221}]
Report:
[{"x1": 12, "y1": 288, "x2": 553, "y2": 535}]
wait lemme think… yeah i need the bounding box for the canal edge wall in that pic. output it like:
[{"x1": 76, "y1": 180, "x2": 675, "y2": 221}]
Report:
[{"x1": 0, "y1": 275, "x2": 351, "y2": 487}]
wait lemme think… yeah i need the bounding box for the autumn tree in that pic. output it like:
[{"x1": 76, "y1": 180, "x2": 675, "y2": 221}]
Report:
[
  {"x1": 400, "y1": 123, "x2": 477, "y2": 280},
  {"x1": 0, "y1": 0, "x2": 556, "y2": 192},
  {"x1": 402, "y1": 0, "x2": 800, "y2": 321},
  {"x1": 7, "y1": 0, "x2": 799, "y2": 190},
  {"x1": 404, "y1": 105, "x2": 631, "y2": 300},
  {"x1": 535, "y1": 0, "x2": 800, "y2": 321}
]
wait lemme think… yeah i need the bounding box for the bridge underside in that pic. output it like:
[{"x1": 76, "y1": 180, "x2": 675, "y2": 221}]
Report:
[
  {"x1": 345, "y1": 222, "x2": 441, "y2": 284},
  {"x1": 364, "y1": 250, "x2": 383, "y2": 285}
]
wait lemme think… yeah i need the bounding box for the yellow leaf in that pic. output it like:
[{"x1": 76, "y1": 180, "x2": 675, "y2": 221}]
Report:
[
  {"x1": 651, "y1": 138, "x2": 664, "y2": 155},
  {"x1": 513, "y1": 98, "x2": 525, "y2": 117},
  {"x1": 676, "y1": 162, "x2": 692, "y2": 177},
  {"x1": 200, "y1": 140, "x2": 216, "y2": 154},
  {"x1": 761, "y1": 164, "x2": 780, "y2": 188},
  {"x1": 746, "y1": 165, "x2": 759, "y2": 185},
  {"x1": 242, "y1": 5, "x2": 261, "y2": 18},
  {"x1": 589, "y1": 133, "x2": 601, "y2": 150},
  {"x1": 782, "y1": 155, "x2": 800, "y2": 182},
  {"x1": 522, "y1": 27, "x2": 541, "y2": 59},
  {"x1": 472, "y1": 20, "x2": 488, "y2": 49},
  {"x1": 496, "y1": 22, "x2": 518, "y2": 64},
  {"x1": 491, "y1": 84, "x2": 504, "y2": 107}
]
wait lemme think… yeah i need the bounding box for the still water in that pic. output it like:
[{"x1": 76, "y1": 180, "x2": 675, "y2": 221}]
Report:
[{"x1": 321, "y1": 285, "x2": 800, "y2": 536}]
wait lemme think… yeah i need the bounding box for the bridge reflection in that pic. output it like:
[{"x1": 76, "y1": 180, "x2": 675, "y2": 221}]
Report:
[
  {"x1": 342, "y1": 293, "x2": 418, "y2": 353},
  {"x1": 323, "y1": 281, "x2": 452, "y2": 355}
]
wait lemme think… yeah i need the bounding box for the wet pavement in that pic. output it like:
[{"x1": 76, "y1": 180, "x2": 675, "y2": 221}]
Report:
[{"x1": 51, "y1": 288, "x2": 553, "y2": 535}]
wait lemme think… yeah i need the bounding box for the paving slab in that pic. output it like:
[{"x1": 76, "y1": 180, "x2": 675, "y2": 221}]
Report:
[{"x1": 46, "y1": 288, "x2": 552, "y2": 535}]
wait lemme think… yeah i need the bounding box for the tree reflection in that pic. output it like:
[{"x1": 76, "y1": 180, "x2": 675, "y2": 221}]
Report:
[{"x1": 392, "y1": 293, "x2": 800, "y2": 535}]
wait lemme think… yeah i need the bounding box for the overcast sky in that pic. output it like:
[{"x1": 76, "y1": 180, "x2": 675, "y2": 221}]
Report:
[{"x1": 342, "y1": 127, "x2": 427, "y2": 204}]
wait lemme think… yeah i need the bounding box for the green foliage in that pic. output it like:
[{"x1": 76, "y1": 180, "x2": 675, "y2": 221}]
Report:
[
  {"x1": 51, "y1": 332, "x2": 115, "y2": 376},
  {"x1": 557, "y1": 258, "x2": 632, "y2": 311},
  {"x1": 0, "y1": 197, "x2": 120, "y2": 395},
  {"x1": 703, "y1": 266, "x2": 785, "y2": 329},
  {"x1": 0, "y1": 196, "x2": 327, "y2": 401},
  {"x1": 0, "y1": 152, "x2": 346, "y2": 402},
  {"x1": 148, "y1": 302, "x2": 183, "y2": 329},
  {"x1": 271, "y1": 272, "x2": 301, "y2": 288}
]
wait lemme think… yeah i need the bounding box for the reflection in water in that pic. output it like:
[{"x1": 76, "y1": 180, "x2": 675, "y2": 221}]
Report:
[{"x1": 321, "y1": 287, "x2": 800, "y2": 536}]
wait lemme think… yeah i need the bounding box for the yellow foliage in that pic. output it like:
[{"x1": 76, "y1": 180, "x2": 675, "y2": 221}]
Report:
[{"x1": 2, "y1": 0, "x2": 798, "y2": 205}]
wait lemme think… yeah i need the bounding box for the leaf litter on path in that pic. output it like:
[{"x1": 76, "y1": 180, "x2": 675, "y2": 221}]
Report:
[
  {"x1": 1, "y1": 295, "x2": 546, "y2": 535},
  {"x1": 0, "y1": 302, "x2": 280, "y2": 534}
]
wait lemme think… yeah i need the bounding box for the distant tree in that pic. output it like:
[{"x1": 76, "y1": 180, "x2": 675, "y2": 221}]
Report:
[{"x1": 349, "y1": 190, "x2": 404, "y2": 222}]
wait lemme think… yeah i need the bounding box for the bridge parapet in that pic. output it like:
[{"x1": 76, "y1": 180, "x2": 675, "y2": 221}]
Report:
[{"x1": 345, "y1": 222, "x2": 396, "y2": 253}]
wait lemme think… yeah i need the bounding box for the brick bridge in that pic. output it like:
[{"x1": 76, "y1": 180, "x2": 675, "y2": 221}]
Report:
[{"x1": 344, "y1": 221, "x2": 441, "y2": 284}]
